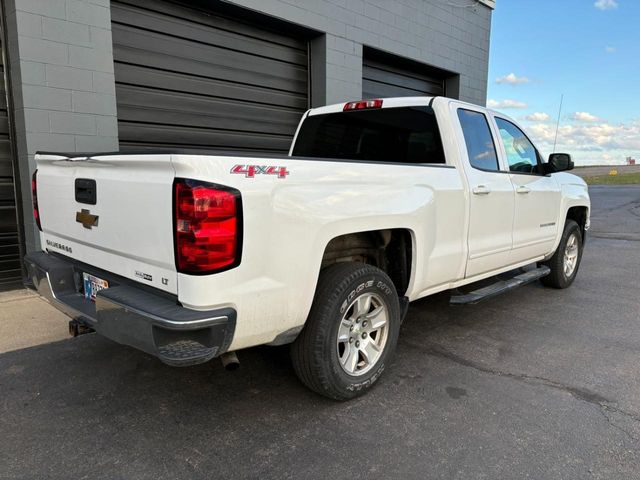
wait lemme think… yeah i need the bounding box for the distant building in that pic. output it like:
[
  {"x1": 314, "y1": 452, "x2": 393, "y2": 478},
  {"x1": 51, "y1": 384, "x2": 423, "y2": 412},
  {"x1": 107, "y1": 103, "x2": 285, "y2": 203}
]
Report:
[{"x1": 627, "y1": 157, "x2": 636, "y2": 165}]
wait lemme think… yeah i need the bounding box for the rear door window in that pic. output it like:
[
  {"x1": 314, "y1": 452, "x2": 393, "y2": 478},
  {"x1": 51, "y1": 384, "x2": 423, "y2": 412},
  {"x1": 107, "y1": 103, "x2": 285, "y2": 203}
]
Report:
[
  {"x1": 292, "y1": 106, "x2": 446, "y2": 164},
  {"x1": 457, "y1": 109, "x2": 500, "y2": 171}
]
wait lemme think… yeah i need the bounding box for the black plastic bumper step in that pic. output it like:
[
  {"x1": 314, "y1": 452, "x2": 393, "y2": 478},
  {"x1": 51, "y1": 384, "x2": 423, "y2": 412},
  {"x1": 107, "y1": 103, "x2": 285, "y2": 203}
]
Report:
[
  {"x1": 450, "y1": 266, "x2": 551, "y2": 305},
  {"x1": 158, "y1": 340, "x2": 219, "y2": 366}
]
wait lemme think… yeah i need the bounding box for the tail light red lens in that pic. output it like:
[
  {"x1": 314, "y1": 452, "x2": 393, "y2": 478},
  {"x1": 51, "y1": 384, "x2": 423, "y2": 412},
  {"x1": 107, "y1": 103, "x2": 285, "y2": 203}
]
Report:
[
  {"x1": 174, "y1": 179, "x2": 242, "y2": 274},
  {"x1": 32, "y1": 169, "x2": 42, "y2": 231},
  {"x1": 343, "y1": 99, "x2": 383, "y2": 111}
]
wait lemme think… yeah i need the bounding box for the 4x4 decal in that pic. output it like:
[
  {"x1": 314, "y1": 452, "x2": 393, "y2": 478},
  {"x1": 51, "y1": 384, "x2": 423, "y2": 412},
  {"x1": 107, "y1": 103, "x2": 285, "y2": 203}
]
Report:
[{"x1": 231, "y1": 164, "x2": 290, "y2": 179}]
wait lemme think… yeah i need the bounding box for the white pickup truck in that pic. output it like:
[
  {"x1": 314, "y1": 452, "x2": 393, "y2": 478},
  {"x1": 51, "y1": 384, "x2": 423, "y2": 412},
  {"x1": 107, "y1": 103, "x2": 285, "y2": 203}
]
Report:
[{"x1": 25, "y1": 96, "x2": 590, "y2": 400}]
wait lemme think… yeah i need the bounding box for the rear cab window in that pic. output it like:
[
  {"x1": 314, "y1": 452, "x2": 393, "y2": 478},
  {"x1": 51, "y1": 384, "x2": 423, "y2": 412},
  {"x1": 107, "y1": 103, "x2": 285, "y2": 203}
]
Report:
[{"x1": 291, "y1": 106, "x2": 446, "y2": 165}]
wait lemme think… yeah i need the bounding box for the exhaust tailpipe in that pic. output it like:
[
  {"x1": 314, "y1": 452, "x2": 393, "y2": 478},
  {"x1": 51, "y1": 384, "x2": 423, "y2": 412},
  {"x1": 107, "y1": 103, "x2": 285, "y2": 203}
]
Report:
[{"x1": 220, "y1": 351, "x2": 240, "y2": 371}]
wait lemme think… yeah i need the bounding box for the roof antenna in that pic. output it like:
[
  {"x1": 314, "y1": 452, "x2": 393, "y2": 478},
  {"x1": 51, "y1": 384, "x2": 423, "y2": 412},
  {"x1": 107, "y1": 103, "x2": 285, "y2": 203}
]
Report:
[{"x1": 552, "y1": 94, "x2": 564, "y2": 152}]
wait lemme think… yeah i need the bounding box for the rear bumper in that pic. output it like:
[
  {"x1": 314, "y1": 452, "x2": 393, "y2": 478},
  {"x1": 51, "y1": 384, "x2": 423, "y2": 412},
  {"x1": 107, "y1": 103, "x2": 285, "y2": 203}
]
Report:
[{"x1": 24, "y1": 251, "x2": 236, "y2": 366}]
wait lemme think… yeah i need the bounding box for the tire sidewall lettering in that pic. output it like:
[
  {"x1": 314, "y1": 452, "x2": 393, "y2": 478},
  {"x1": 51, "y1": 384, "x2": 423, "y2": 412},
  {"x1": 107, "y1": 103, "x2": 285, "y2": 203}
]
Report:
[
  {"x1": 345, "y1": 364, "x2": 385, "y2": 392},
  {"x1": 339, "y1": 279, "x2": 375, "y2": 314}
]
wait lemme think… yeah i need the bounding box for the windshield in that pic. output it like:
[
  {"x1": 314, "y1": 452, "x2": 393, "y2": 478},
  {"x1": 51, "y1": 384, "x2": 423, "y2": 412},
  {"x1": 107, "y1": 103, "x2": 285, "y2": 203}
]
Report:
[{"x1": 291, "y1": 106, "x2": 445, "y2": 164}]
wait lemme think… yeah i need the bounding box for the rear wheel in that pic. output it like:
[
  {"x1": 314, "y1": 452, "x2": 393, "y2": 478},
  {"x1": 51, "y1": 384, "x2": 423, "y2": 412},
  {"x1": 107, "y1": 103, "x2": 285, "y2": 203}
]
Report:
[
  {"x1": 291, "y1": 263, "x2": 401, "y2": 400},
  {"x1": 540, "y1": 219, "x2": 583, "y2": 289}
]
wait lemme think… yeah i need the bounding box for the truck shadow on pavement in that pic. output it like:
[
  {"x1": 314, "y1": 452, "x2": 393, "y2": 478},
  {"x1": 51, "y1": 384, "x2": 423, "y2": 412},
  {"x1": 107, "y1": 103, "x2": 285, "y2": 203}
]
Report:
[
  {"x1": 0, "y1": 290, "x2": 489, "y2": 406},
  {"x1": 1, "y1": 273, "x2": 639, "y2": 479},
  {"x1": 0, "y1": 286, "x2": 535, "y2": 413}
]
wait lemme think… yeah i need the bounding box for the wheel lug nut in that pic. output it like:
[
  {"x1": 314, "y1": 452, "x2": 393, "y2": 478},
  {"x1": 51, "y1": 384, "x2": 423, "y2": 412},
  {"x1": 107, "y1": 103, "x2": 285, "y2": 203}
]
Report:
[
  {"x1": 350, "y1": 325, "x2": 354, "y2": 331},
  {"x1": 355, "y1": 341, "x2": 360, "y2": 348},
  {"x1": 349, "y1": 337, "x2": 354, "y2": 344},
  {"x1": 361, "y1": 332, "x2": 367, "y2": 339},
  {"x1": 362, "y1": 321, "x2": 367, "y2": 327}
]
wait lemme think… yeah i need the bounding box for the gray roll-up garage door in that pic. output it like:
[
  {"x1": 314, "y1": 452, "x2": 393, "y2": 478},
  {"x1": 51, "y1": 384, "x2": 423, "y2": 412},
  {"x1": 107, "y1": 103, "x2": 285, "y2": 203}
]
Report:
[
  {"x1": 0, "y1": 19, "x2": 21, "y2": 290},
  {"x1": 363, "y1": 49, "x2": 447, "y2": 99},
  {"x1": 111, "y1": 0, "x2": 309, "y2": 153}
]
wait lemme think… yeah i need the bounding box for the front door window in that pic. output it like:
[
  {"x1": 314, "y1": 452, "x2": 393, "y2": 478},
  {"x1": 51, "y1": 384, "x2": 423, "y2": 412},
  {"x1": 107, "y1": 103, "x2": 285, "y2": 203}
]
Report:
[{"x1": 495, "y1": 117, "x2": 540, "y2": 174}]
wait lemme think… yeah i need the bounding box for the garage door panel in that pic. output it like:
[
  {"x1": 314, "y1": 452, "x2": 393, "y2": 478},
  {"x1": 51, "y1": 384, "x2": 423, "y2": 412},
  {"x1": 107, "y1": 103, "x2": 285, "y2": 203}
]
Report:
[
  {"x1": 364, "y1": 65, "x2": 445, "y2": 95},
  {"x1": 0, "y1": 23, "x2": 20, "y2": 287},
  {"x1": 112, "y1": 27, "x2": 307, "y2": 93},
  {"x1": 114, "y1": 44, "x2": 306, "y2": 95},
  {"x1": 363, "y1": 80, "x2": 437, "y2": 100},
  {"x1": 0, "y1": 239, "x2": 19, "y2": 258},
  {"x1": 0, "y1": 160, "x2": 12, "y2": 178},
  {"x1": 114, "y1": 63, "x2": 307, "y2": 110},
  {"x1": 0, "y1": 142, "x2": 12, "y2": 177},
  {"x1": 362, "y1": 75, "x2": 443, "y2": 97},
  {"x1": 117, "y1": 89, "x2": 302, "y2": 135},
  {"x1": 364, "y1": 60, "x2": 444, "y2": 85},
  {"x1": 114, "y1": 0, "x2": 305, "y2": 51},
  {"x1": 0, "y1": 256, "x2": 21, "y2": 285},
  {"x1": 119, "y1": 122, "x2": 292, "y2": 152},
  {"x1": 362, "y1": 52, "x2": 447, "y2": 99},
  {"x1": 113, "y1": 0, "x2": 309, "y2": 152},
  {"x1": 0, "y1": 205, "x2": 17, "y2": 233},
  {"x1": 112, "y1": 4, "x2": 307, "y2": 67},
  {"x1": 112, "y1": 24, "x2": 307, "y2": 75},
  {"x1": 0, "y1": 118, "x2": 9, "y2": 136}
]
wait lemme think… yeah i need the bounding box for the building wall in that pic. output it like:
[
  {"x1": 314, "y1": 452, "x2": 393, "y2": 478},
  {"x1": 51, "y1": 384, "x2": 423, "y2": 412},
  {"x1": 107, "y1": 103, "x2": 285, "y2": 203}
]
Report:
[
  {"x1": 2, "y1": 0, "x2": 492, "y2": 255},
  {"x1": 227, "y1": 0, "x2": 492, "y2": 106}
]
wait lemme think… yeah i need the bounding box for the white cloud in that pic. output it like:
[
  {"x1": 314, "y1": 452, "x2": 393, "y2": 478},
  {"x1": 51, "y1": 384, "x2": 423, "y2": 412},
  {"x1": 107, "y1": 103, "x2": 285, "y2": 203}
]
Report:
[
  {"x1": 525, "y1": 112, "x2": 551, "y2": 122},
  {"x1": 525, "y1": 119, "x2": 640, "y2": 165},
  {"x1": 571, "y1": 112, "x2": 603, "y2": 123},
  {"x1": 594, "y1": 0, "x2": 618, "y2": 10},
  {"x1": 495, "y1": 73, "x2": 530, "y2": 85},
  {"x1": 487, "y1": 99, "x2": 529, "y2": 109},
  {"x1": 605, "y1": 46, "x2": 616, "y2": 53}
]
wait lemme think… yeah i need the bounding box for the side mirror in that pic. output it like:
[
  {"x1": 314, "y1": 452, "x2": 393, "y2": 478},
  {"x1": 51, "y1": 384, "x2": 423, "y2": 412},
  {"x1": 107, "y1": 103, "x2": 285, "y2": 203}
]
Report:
[{"x1": 548, "y1": 153, "x2": 574, "y2": 172}]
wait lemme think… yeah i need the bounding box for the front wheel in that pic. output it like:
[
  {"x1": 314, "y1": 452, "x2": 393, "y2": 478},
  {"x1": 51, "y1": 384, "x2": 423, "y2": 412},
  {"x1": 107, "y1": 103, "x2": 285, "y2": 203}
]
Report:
[
  {"x1": 540, "y1": 219, "x2": 584, "y2": 289},
  {"x1": 291, "y1": 263, "x2": 401, "y2": 401}
]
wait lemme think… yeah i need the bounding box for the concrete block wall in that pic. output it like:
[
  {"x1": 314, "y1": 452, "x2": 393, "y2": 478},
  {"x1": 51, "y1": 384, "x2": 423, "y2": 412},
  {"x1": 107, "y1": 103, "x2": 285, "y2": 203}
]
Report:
[
  {"x1": 227, "y1": 0, "x2": 492, "y2": 106},
  {"x1": 3, "y1": 0, "x2": 118, "y2": 253}
]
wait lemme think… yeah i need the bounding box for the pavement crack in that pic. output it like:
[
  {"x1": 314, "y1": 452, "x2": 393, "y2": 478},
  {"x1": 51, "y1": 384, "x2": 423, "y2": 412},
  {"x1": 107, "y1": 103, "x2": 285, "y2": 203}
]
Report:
[
  {"x1": 404, "y1": 340, "x2": 607, "y2": 405},
  {"x1": 603, "y1": 404, "x2": 640, "y2": 424},
  {"x1": 401, "y1": 340, "x2": 640, "y2": 442},
  {"x1": 599, "y1": 407, "x2": 640, "y2": 442}
]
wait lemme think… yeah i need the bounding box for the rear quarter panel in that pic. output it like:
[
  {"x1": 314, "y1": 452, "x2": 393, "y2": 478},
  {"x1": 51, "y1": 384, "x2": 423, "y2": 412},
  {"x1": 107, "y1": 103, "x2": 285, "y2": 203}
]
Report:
[{"x1": 171, "y1": 155, "x2": 465, "y2": 350}]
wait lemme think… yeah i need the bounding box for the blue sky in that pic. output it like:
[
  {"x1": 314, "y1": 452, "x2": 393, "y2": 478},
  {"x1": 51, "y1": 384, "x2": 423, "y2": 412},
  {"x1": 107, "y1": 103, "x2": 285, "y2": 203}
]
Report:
[{"x1": 487, "y1": 0, "x2": 640, "y2": 165}]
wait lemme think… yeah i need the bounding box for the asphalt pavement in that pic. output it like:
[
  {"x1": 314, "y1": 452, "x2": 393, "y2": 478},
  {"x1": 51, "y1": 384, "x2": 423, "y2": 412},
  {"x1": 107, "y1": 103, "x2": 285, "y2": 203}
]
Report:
[{"x1": 0, "y1": 185, "x2": 639, "y2": 479}]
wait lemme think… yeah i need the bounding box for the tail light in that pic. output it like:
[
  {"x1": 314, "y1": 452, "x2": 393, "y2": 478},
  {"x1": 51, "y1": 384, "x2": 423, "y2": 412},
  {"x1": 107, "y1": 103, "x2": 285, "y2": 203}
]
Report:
[
  {"x1": 32, "y1": 170, "x2": 41, "y2": 231},
  {"x1": 174, "y1": 179, "x2": 242, "y2": 274},
  {"x1": 343, "y1": 99, "x2": 383, "y2": 111}
]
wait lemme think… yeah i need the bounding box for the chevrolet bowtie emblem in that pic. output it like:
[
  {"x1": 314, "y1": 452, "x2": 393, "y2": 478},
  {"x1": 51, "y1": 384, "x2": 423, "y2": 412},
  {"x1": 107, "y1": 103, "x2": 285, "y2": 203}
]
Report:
[{"x1": 76, "y1": 209, "x2": 99, "y2": 229}]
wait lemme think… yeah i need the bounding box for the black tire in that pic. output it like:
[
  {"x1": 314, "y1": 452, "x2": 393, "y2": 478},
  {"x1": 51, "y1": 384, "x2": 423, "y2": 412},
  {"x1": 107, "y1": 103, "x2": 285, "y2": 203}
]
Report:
[
  {"x1": 540, "y1": 219, "x2": 583, "y2": 289},
  {"x1": 291, "y1": 263, "x2": 401, "y2": 401}
]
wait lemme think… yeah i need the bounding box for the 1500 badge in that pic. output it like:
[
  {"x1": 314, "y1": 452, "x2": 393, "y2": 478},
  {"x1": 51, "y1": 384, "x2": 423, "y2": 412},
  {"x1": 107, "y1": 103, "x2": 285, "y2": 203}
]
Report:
[{"x1": 231, "y1": 165, "x2": 289, "y2": 179}]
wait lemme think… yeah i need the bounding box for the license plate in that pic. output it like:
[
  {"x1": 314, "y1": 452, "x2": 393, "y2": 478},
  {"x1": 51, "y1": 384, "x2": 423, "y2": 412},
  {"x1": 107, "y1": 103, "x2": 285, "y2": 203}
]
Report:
[{"x1": 83, "y1": 273, "x2": 109, "y2": 301}]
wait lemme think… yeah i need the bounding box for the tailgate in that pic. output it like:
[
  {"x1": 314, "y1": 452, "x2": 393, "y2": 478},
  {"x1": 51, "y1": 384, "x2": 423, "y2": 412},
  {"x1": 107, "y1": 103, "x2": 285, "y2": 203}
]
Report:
[{"x1": 35, "y1": 153, "x2": 177, "y2": 294}]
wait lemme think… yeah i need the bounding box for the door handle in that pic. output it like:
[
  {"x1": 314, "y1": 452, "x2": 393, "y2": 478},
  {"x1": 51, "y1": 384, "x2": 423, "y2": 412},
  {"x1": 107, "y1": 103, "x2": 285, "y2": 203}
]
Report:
[
  {"x1": 472, "y1": 185, "x2": 491, "y2": 195},
  {"x1": 516, "y1": 186, "x2": 531, "y2": 194}
]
